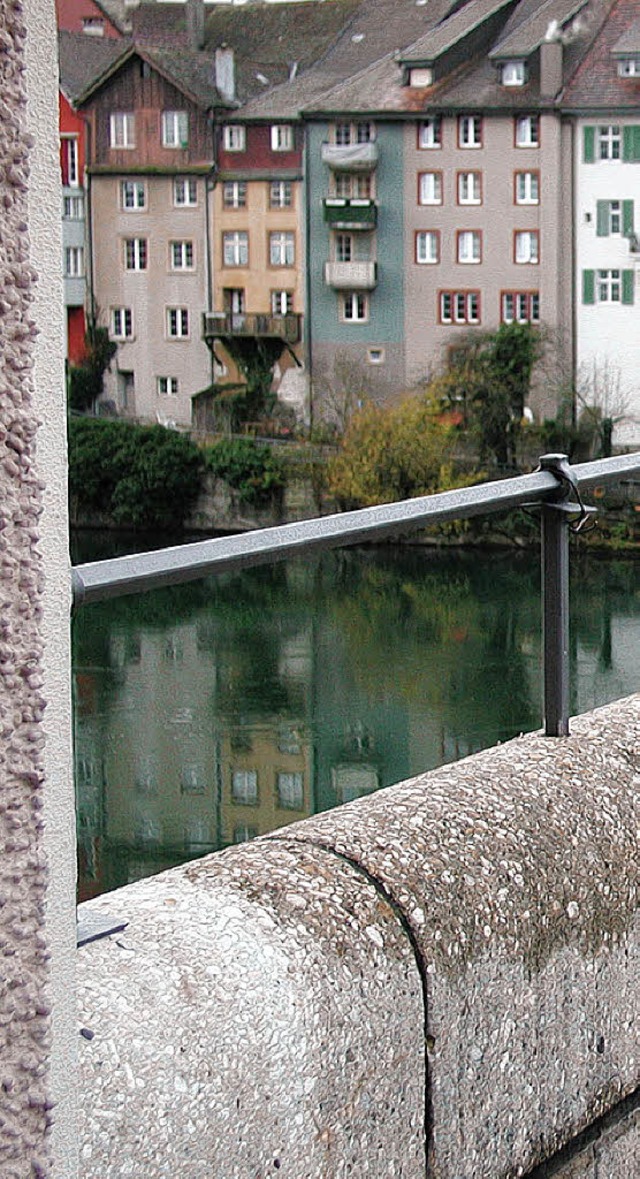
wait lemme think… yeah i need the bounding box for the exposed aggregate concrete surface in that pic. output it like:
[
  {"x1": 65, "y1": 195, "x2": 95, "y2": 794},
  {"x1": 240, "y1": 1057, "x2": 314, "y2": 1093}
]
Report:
[
  {"x1": 0, "y1": 3, "x2": 52, "y2": 1175},
  {"x1": 78, "y1": 695, "x2": 639, "y2": 1178},
  {"x1": 77, "y1": 840, "x2": 425, "y2": 1177}
]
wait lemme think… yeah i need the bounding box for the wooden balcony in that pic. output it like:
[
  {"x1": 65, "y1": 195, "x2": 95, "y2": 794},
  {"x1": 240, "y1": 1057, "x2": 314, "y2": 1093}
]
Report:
[
  {"x1": 202, "y1": 312, "x2": 301, "y2": 345},
  {"x1": 323, "y1": 198, "x2": 377, "y2": 230}
]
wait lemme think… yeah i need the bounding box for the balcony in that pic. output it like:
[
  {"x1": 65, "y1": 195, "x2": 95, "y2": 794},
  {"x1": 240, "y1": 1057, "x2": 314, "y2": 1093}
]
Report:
[
  {"x1": 323, "y1": 198, "x2": 377, "y2": 230},
  {"x1": 324, "y1": 261, "x2": 378, "y2": 290},
  {"x1": 321, "y1": 141, "x2": 379, "y2": 171},
  {"x1": 202, "y1": 311, "x2": 301, "y2": 345}
]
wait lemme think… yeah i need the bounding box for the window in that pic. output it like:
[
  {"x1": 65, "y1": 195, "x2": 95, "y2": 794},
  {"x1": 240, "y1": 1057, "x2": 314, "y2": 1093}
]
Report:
[
  {"x1": 596, "y1": 199, "x2": 634, "y2": 237},
  {"x1": 170, "y1": 240, "x2": 194, "y2": 270},
  {"x1": 418, "y1": 117, "x2": 441, "y2": 149},
  {"x1": 457, "y1": 230, "x2": 482, "y2": 263},
  {"x1": 223, "y1": 125, "x2": 246, "y2": 152},
  {"x1": 416, "y1": 230, "x2": 439, "y2": 264},
  {"x1": 167, "y1": 307, "x2": 189, "y2": 338},
  {"x1": 174, "y1": 177, "x2": 197, "y2": 206},
  {"x1": 223, "y1": 181, "x2": 246, "y2": 208},
  {"x1": 335, "y1": 233, "x2": 353, "y2": 262},
  {"x1": 514, "y1": 231, "x2": 539, "y2": 263},
  {"x1": 582, "y1": 268, "x2": 634, "y2": 305},
  {"x1": 341, "y1": 292, "x2": 368, "y2": 322},
  {"x1": 82, "y1": 17, "x2": 104, "y2": 35},
  {"x1": 501, "y1": 291, "x2": 539, "y2": 324},
  {"x1": 61, "y1": 137, "x2": 79, "y2": 186},
  {"x1": 110, "y1": 112, "x2": 135, "y2": 149},
  {"x1": 501, "y1": 60, "x2": 526, "y2": 86},
  {"x1": 515, "y1": 171, "x2": 539, "y2": 205},
  {"x1": 271, "y1": 290, "x2": 293, "y2": 316},
  {"x1": 334, "y1": 173, "x2": 371, "y2": 199},
  {"x1": 598, "y1": 125, "x2": 621, "y2": 160},
  {"x1": 121, "y1": 180, "x2": 145, "y2": 210},
  {"x1": 439, "y1": 290, "x2": 480, "y2": 324},
  {"x1": 162, "y1": 111, "x2": 189, "y2": 148},
  {"x1": 276, "y1": 771, "x2": 304, "y2": 810},
  {"x1": 367, "y1": 347, "x2": 385, "y2": 365},
  {"x1": 157, "y1": 376, "x2": 179, "y2": 396},
  {"x1": 124, "y1": 238, "x2": 147, "y2": 270},
  {"x1": 224, "y1": 288, "x2": 245, "y2": 315},
  {"x1": 598, "y1": 269, "x2": 621, "y2": 302},
  {"x1": 458, "y1": 115, "x2": 482, "y2": 148},
  {"x1": 231, "y1": 769, "x2": 258, "y2": 805},
  {"x1": 271, "y1": 124, "x2": 293, "y2": 151},
  {"x1": 223, "y1": 231, "x2": 248, "y2": 266},
  {"x1": 334, "y1": 121, "x2": 374, "y2": 145},
  {"x1": 269, "y1": 231, "x2": 295, "y2": 266},
  {"x1": 515, "y1": 115, "x2": 539, "y2": 147},
  {"x1": 618, "y1": 58, "x2": 640, "y2": 77},
  {"x1": 269, "y1": 180, "x2": 292, "y2": 208},
  {"x1": 64, "y1": 246, "x2": 84, "y2": 277},
  {"x1": 457, "y1": 171, "x2": 481, "y2": 204},
  {"x1": 418, "y1": 172, "x2": 442, "y2": 205},
  {"x1": 63, "y1": 194, "x2": 84, "y2": 219},
  {"x1": 111, "y1": 307, "x2": 133, "y2": 339}
]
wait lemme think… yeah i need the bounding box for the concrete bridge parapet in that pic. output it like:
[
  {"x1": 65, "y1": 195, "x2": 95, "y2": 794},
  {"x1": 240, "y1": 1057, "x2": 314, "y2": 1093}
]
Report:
[{"x1": 77, "y1": 694, "x2": 640, "y2": 1177}]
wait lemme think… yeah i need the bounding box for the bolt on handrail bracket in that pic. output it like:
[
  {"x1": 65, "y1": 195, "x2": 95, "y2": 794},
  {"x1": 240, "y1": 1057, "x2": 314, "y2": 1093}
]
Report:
[{"x1": 538, "y1": 453, "x2": 594, "y2": 737}]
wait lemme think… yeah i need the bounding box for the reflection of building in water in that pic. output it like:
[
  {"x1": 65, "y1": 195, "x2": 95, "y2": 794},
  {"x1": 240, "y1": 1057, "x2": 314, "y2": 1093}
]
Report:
[
  {"x1": 74, "y1": 615, "x2": 221, "y2": 898},
  {"x1": 219, "y1": 720, "x2": 313, "y2": 846}
]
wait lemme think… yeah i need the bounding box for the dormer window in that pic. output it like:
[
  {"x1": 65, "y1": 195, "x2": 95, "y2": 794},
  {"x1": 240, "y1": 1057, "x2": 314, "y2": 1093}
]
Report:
[
  {"x1": 618, "y1": 58, "x2": 640, "y2": 77},
  {"x1": 409, "y1": 67, "x2": 433, "y2": 87},
  {"x1": 82, "y1": 17, "x2": 104, "y2": 36},
  {"x1": 501, "y1": 60, "x2": 526, "y2": 87}
]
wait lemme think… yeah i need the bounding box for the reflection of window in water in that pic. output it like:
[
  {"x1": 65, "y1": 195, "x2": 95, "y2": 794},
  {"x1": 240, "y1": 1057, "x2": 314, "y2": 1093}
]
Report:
[
  {"x1": 135, "y1": 757, "x2": 158, "y2": 796},
  {"x1": 234, "y1": 824, "x2": 258, "y2": 844},
  {"x1": 134, "y1": 816, "x2": 162, "y2": 846},
  {"x1": 278, "y1": 634, "x2": 311, "y2": 681},
  {"x1": 76, "y1": 755, "x2": 103, "y2": 786},
  {"x1": 346, "y1": 721, "x2": 373, "y2": 755},
  {"x1": 180, "y1": 764, "x2": 206, "y2": 795},
  {"x1": 278, "y1": 725, "x2": 301, "y2": 755},
  {"x1": 164, "y1": 636, "x2": 183, "y2": 663},
  {"x1": 231, "y1": 769, "x2": 258, "y2": 805},
  {"x1": 332, "y1": 764, "x2": 379, "y2": 804},
  {"x1": 110, "y1": 632, "x2": 141, "y2": 667},
  {"x1": 276, "y1": 771, "x2": 304, "y2": 810},
  {"x1": 184, "y1": 817, "x2": 211, "y2": 850}
]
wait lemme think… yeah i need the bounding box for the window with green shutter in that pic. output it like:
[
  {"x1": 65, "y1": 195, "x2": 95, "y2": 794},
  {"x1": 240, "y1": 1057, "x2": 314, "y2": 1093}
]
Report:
[
  {"x1": 582, "y1": 269, "x2": 595, "y2": 304},
  {"x1": 596, "y1": 201, "x2": 610, "y2": 235},
  {"x1": 622, "y1": 269, "x2": 634, "y2": 304},
  {"x1": 622, "y1": 125, "x2": 640, "y2": 162},
  {"x1": 623, "y1": 200, "x2": 634, "y2": 235},
  {"x1": 583, "y1": 126, "x2": 595, "y2": 163}
]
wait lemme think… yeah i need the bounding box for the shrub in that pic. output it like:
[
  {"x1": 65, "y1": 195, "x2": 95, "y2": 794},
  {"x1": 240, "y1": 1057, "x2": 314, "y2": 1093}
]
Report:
[
  {"x1": 68, "y1": 417, "x2": 205, "y2": 530},
  {"x1": 67, "y1": 325, "x2": 117, "y2": 413},
  {"x1": 327, "y1": 396, "x2": 457, "y2": 508},
  {"x1": 205, "y1": 437, "x2": 285, "y2": 504}
]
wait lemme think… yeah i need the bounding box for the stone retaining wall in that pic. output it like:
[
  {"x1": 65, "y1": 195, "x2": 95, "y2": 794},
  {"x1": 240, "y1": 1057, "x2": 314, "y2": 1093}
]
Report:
[{"x1": 77, "y1": 695, "x2": 640, "y2": 1177}]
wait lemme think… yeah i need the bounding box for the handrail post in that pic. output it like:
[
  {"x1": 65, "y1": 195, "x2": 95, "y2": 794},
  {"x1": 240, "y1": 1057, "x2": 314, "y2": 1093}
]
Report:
[{"x1": 539, "y1": 454, "x2": 572, "y2": 736}]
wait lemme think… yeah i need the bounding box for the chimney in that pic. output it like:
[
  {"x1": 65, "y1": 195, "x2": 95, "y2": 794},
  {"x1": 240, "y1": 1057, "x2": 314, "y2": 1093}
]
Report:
[
  {"x1": 540, "y1": 39, "x2": 563, "y2": 97},
  {"x1": 186, "y1": 0, "x2": 205, "y2": 51},
  {"x1": 215, "y1": 46, "x2": 236, "y2": 104}
]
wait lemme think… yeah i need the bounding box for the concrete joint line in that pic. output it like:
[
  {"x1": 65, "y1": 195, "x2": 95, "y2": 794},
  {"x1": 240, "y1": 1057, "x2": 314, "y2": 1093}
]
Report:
[
  {"x1": 521, "y1": 1083, "x2": 640, "y2": 1177},
  {"x1": 270, "y1": 834, "x2": 433, "y2": 1176}
]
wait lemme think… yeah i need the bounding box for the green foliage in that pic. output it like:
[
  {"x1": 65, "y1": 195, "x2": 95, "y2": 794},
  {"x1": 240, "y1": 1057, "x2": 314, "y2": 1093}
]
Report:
[
  {"x1": 67, "y1": 324, "x2": 117, "y2": 412},
  {"x1": 327, "y1": 396, "x2": 459, "y2": 508},
  {"x1": 206, "y1": 437, "x2": 285, "y2": 504},
  {"x1": 216, "y1": 338, "x2": 283, "y2": 430},
  {"x1": 68, "y1": 417, "x2": 205, "y2": 530},
  {"x1": 434, "y1": 322, "x2": 541, "y2": 469}
]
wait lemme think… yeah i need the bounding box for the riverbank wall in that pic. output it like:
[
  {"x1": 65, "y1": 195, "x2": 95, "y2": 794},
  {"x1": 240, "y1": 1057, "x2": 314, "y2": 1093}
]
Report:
[{"x1": 77, "y1": 695, "x2": 640, "y2": 1177}]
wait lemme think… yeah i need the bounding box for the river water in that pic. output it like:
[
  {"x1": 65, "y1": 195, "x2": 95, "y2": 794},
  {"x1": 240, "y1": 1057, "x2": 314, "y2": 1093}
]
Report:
[{"x1": 71, "y1": 533, "x2": 638, "y2": 900}]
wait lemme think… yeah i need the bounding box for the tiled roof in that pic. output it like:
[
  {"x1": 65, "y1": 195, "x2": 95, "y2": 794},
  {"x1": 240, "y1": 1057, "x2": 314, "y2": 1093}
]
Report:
[
  {"x1": 562, "y1": 0, "x2": 640, "y2": 106},
  {"x1": 58, "y1": 29, "x2": 129, "y2": 101},
  {"x1": 399, "y1": 0, "x2": 516, "y2": 64},
  {"x1": 490, "y1": 0, "x2": 590, "y2": 57},
  {"x1": 611, "y1": 18, "x2": 640, "y2": 54}
]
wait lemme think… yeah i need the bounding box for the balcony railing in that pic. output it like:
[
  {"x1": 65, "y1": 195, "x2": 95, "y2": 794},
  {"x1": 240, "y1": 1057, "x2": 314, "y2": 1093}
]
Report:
[
  {"x1": 324, "y1": 261, "x2": 378, "y2": 290},
  {"x1": 321, "y1": 141, "x2": 379, "y2": 171},
  {"x1": 323, "y1": 198, "x2": 378, "y2": 230},
  {"x1": 72, "y1": 453, "x2": 640, "y2": 737},
  {"x1": 202, "y1": 311, "x2": 301, "y2": 345}
]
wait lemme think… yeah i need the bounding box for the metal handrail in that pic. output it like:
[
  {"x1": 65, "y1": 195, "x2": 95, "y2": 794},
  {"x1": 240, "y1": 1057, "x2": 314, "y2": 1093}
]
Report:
[{"x1": 71, "y1": 452, "x2": 640, "y2": 736}]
